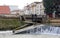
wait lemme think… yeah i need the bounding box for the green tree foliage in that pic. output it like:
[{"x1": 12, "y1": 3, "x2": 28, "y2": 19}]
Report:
[{"x1": 43, "y1": 0, "x2": 54, "y2": 14}]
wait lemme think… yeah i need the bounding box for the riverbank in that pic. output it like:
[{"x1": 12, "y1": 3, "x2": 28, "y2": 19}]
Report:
[{"x1": 0, "y1": 18, "x2": 26, "y2": 30}]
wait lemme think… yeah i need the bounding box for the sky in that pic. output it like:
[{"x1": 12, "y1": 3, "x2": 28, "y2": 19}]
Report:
[{"x1": 0, "y1": 0, "x2": 42, "y2": 9}]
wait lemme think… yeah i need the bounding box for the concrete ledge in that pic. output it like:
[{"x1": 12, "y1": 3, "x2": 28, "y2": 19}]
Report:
[{"x1": 2, "y1": 34, "x2": 60, "y2": 38}]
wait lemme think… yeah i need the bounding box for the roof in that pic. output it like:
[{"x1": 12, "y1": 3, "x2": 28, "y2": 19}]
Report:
[
  {"x1": 0, "y1": 6, "x2": 10, "y2": 14},
  {"x1": 34, "y1": 2, "x2": 42, "y2": 4}
]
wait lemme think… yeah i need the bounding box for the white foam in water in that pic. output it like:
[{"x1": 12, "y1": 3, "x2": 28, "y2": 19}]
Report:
[
  {"x1": 20, "y1": 25, "x2": 60, "y2": 35},
  {"x1": 0, "y1": 31, "x2": 12, "y2": 33}
]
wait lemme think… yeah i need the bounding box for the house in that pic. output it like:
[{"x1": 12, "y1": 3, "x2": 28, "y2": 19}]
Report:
[
  {"x1": 11, "y1": 10, "x2": 24, "y2": 15},
  {"x1": 0, "y1": 6, "x2": 10, "y2": 14},
  {"x1": 11, "y1": 10, "x2": 20, "y2": 15},
  {"x1": 23, "y1": 2, "x2": 45, "y2": 15},
  {"x1": 0, "y1": 6, "x2": 20, "y2": 18}
]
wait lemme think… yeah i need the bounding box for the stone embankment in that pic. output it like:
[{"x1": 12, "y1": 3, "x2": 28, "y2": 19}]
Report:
[{"x1": 49, "y1": 19, "x2": 60, "y2": 26}]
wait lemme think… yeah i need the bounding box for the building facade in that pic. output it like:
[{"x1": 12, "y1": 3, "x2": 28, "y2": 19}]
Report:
[
  {"x1": 24, "y1": 2, "x2": 45, "y2": 15},
  {"x1": 0, "y1": 6, "x2": 10, "y2": 14},
  {"x1": 11, "y1": 10, "x2": 20, "y2": 15},
  {"x1": 11, "y1": 10, "x2": 24, "y2": 15},
  {"x1": 0, "y1": 5, "x2": 19, "y2": 15}
]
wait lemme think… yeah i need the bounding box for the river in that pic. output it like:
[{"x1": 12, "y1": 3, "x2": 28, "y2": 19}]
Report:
[
  {"x1": 0, "y1": 24, "x2": 60, "y2": 38},
  {"x1": 0, "y1": 31, "x2": 60, "y2": 38}
]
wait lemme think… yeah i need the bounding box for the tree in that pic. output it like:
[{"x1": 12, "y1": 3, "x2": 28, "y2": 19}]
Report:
[{"x1": 43, "y1": 0, "x2": 54, "y2": 14}]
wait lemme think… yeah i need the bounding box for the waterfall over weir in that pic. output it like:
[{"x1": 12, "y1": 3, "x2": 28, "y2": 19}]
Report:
[{"x1": 15, "y1": 24, "x2": 60, "y2": 35}]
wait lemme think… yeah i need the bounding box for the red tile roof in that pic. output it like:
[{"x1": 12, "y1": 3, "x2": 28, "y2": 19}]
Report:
[{"x1": 0, "y1": 6, "x2": 10, "y2": 14}]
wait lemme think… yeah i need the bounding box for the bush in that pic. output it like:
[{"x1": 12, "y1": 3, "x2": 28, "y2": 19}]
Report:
[{"x1": 0, "y1": 19, "x2": 26, "y2": 30}]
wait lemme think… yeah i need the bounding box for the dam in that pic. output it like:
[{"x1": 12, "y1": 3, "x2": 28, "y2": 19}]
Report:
[
  {"x1": 13, "y1": 24, "x2": 60, "y2": 35},
  {"x1": 13, "y1": 14, "x2": 60, "y2": 35}
]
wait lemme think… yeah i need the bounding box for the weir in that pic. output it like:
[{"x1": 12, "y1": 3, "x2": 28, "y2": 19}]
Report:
[
  {"x1": 14, "y1": 24, "x2": 60, "y2": 35},
  {"x1": 13, "y1": 14, "x2": 60, "y2": 35}
]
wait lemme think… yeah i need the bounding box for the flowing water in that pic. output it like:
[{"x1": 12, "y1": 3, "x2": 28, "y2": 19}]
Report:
[
  {"x1": 0, "y1": 24, "x2": 60, "y2": 38},
  {"x1": 17, "y1": 24, "x2": 60, "y2": 35}
]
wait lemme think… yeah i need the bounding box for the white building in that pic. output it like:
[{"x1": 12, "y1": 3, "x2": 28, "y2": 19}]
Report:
[
  {"x1": 11, "y1": 9, "x2": 25, "y2": 15},
  {"x1": 24, "y1": 2, "x2": 45, "y2": 15},
  {"x1": 11, "y1": 10, "x2": 20, "y2": 15}
]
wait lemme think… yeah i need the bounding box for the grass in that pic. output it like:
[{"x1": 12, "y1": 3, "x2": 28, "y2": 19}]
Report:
[{"x1": 0, "y1": 19, "x2": 26, "y2": 30}]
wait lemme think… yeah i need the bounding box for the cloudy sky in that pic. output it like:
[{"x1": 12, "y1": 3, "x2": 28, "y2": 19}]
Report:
[{"x1": 0, "y1": 0, "x2": 42, "y2": 9}]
